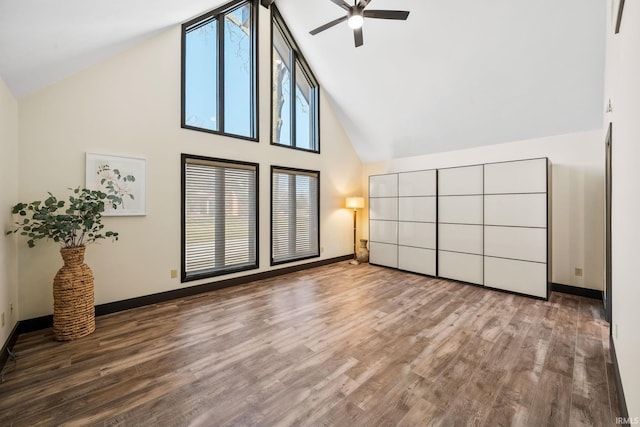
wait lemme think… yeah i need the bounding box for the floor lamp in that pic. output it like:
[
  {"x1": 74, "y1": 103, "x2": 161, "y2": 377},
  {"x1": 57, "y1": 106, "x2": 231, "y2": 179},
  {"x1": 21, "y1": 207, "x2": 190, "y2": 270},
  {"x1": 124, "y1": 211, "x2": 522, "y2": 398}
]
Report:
[{"x1": 346, "y1": 197, "x2": 365, "y2": 265}]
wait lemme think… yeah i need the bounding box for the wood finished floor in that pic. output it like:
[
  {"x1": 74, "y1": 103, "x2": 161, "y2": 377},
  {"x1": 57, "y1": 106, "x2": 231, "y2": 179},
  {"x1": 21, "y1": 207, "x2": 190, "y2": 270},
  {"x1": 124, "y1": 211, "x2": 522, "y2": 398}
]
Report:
[{"x1": 0, "y1": 263, "x2": 620, "y2": 426}]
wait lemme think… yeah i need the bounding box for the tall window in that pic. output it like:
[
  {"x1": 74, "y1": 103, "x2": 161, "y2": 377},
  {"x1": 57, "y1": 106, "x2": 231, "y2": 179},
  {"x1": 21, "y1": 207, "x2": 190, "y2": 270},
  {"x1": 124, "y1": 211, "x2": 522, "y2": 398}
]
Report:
[
  {"x1": 272, "y1": 8, "x2": 320, "y2": 152},
  {"x1": 271, "y1": 167, "x2": 320, "y2": 265},
  {"x1": 182, "y1": 0, "x2": 257, "y2": 140},
  {"x1": 182, "y1": 155, "x2": 258, "y2": 281}
]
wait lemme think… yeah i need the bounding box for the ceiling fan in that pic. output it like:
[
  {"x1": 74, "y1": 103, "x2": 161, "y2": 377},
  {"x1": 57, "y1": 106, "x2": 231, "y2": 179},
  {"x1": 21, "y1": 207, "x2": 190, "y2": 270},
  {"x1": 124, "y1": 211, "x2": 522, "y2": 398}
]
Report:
[{"x1": 310, "y1": 0, "x2": 410, "y2": 48}]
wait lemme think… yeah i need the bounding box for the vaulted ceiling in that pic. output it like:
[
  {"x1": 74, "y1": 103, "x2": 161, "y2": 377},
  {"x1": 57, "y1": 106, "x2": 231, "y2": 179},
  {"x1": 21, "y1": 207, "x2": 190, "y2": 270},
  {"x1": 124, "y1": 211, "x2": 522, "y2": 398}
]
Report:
[{"x1": 0, "y1": 0, "x2": 606, "y2": 162}]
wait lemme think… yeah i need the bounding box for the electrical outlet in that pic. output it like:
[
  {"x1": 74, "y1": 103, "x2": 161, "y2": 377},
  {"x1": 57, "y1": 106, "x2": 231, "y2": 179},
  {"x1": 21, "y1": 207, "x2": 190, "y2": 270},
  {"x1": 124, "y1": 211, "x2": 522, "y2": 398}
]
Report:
[
  {"x1": 170, "y1": 269, "x2": 178, "y2": 279},
  {"x1": 1, "y1": 312, "x2": 4, "y2": 327},
  {"x1": 615, "y1": 323, "x2": 619, "y2": 339},
  {"x1": 575, "y1": 268, "x2": 583, "y2": 277},
  {"x1": 321, "y1": 247, "x2": 324, "y2": 253},
  {"x1": 10, "y1": 303, "x2": 12, "y2": 313}
]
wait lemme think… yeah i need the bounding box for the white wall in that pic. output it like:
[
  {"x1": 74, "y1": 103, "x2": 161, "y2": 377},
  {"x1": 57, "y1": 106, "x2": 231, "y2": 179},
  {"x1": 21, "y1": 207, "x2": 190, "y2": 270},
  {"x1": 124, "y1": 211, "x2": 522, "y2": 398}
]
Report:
[
  {"x1": 0, "y1": 76, "x2": 19, "y2": 346},
  {"x1": 16, "y1": 6, "x2": 362, "y2": 319},
  {"x1": 363, "y1": 130, "x2": 604, "y2": 291},
  {"x1": 605, "y1": 0, "x2": 640, "y2": 418}
]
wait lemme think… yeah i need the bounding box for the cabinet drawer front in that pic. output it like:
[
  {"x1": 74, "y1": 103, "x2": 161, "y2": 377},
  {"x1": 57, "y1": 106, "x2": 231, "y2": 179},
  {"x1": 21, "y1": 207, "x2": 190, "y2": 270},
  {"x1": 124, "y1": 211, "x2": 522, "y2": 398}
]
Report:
[
  {"x1": 370, "y1": 174, "x2": 398, "y2": 197},
  {"x1": 484, "y1": 226, "x2": 546, "y2": 263},
  {"x1": 399, "y1": 247, "x2": 436, "y2": 276},
  {"x1": 484, "y1": 194, "x2": 546, "y2": 228},
  {"x1": 439, "y1": 196, "x2": 483, "y2": 225},
  {"x1": 370, "y1": 242, "x2": 398, "y2": 268},
  {"x1": 370, "y1": 220, "x2": 398, "y2": 244},
  {"x1": 484, "y1": 257, "x2": 547, "y2": 298},
  {"x1": 399, "y1": 197, "x2": 436, "y2": 222},
  {"x1": 398, "y1": 170, "x2": 436, "y2": 196},
  {"x1": 438, "y1": 224, "x2": 483, "y2": 255},
  {"x1": 369, "y1": 198, "x2": 398, "y2": 221},
  {"x1": 484, "y1": 159, "x2": 547, "y2": 194},
  {"x1": 398, "y1": 222, "x2": 436, "y2": 249},
  {"x1": 438, "y1": 165, "x2": 483, "y2": 195},
  {"x1": 438, "y1": 251, "x2": 483, "y2": 285}
]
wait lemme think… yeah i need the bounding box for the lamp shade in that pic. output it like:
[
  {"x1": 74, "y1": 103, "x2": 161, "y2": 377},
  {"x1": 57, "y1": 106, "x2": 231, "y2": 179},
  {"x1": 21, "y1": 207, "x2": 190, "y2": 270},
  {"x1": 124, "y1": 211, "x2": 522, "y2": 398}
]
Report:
[{"x1": 346, "y1": 197, "x2": 365, "y2": 209}]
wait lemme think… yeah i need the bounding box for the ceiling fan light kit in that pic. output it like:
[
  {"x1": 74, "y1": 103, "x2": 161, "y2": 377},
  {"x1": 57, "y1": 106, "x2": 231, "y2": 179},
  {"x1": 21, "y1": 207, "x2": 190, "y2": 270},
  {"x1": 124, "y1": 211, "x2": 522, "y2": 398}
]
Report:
[
  {"x1": 347, "y1": 10, "x2": 364, "y2": 29},
  {"x1": 310, "y1": 0, "x2": 410, "y2": 47}
]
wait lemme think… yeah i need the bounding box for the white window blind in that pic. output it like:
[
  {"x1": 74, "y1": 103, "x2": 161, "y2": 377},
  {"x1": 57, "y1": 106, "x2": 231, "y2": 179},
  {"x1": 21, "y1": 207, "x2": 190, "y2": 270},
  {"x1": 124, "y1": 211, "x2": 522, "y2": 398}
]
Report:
[
  {"x1": 184, "y1": 156, "x2": 257, "y2": 279},
  {"x1": 272, "y1": 167, "x2": 319, "y2": 264}
]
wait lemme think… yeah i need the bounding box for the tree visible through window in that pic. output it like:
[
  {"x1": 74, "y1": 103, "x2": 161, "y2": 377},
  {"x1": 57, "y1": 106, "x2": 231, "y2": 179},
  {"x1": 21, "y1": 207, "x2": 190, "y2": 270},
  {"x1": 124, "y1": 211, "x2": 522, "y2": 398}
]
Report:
[
  {"x1": 182, "y1": 0, "x2": 257, "y2": 140},
  {"x1": 272, "y1": 8, "x2": 320, "y2": 152}
]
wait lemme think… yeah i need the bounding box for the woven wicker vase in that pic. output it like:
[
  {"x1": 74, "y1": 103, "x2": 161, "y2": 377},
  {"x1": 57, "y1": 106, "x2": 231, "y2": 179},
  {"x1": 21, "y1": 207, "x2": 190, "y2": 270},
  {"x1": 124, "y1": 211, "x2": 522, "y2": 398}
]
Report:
[{"x1": 53, "y1": 246, "x2": 95, "y2": 341}]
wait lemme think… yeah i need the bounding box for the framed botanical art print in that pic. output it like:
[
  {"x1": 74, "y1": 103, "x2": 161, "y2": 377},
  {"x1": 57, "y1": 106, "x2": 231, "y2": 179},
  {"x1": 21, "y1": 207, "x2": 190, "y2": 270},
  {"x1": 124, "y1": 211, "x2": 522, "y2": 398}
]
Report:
[{"x1": 85, "y1": 153, "x2": 147, "y2": 216}]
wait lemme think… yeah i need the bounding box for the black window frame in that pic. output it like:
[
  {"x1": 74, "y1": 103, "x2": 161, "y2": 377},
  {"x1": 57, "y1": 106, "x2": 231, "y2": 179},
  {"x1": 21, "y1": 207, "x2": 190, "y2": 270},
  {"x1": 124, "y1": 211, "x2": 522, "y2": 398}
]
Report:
[
  {"x1": 270, "y1": 165, "x2": 321, "y2": 266},
  {"x1": 181, "y1": 153, "x2": 260, "y2": 282},
  {"x1": 270, "y1": 6, "x2": 321, "y2": 153},
  {"x1": 181, "y1": 0, "x2": 259, "y2": 142}
]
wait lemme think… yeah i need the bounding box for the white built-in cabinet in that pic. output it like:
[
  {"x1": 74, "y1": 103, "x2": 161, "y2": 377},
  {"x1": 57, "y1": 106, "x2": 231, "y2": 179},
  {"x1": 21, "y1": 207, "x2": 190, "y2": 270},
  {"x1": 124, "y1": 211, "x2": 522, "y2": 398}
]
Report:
[
  {"x1": 438, "y1": 165, "x2": 484, "y2": 285},
  {"x1": 398, "y1": 170, "x2": 437, "y2": 276},
  {"x1": 369, "y1": 174, "x2": 398, "y2": 268},
  {"x1": 483, "y1": 158, "x2": 549, "y2": 298},
  {"x1": 368, "y1": 158, "x2": 550, "y2": 299}
]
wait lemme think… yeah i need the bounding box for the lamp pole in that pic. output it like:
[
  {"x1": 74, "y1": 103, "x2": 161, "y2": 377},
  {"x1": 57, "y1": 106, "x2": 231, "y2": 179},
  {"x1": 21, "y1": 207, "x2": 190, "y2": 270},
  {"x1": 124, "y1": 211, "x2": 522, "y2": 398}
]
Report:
[
  {"x1": 352, "y1": 207, "x2": 358, "y2": 263},
  {"x1": 346, "y1": 197, "x2": 364, "y2": 265}
]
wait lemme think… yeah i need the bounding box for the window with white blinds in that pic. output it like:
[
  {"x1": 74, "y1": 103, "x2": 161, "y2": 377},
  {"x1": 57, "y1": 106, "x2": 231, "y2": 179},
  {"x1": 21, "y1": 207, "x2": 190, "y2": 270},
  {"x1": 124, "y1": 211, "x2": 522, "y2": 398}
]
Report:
[
  {"x1": 182, "y1": 155, "x2": 258, "y2": 281},
  {"x1": 271, "y1": 167, "x2": 320, "y2": 265}
]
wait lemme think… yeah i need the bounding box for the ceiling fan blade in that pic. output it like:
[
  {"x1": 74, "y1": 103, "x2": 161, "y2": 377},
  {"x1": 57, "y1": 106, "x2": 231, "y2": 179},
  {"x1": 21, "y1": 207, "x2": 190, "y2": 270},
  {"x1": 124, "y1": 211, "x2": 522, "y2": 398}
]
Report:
[
  {"x1": 310, "y1": 15, "x2": 348, "y2": 35},
  {"x1": 357, "y1": 0, "x2": 372, "y2": 9},
  {"x1": 363, "y1": 10, "x2": 410, "y2": 20},
  {"x1": 354, "y1": 27, "x2": 363, "y2": 47},
  {"x1": 329, "y1": 0, "x2": 351, "y2": 11}
]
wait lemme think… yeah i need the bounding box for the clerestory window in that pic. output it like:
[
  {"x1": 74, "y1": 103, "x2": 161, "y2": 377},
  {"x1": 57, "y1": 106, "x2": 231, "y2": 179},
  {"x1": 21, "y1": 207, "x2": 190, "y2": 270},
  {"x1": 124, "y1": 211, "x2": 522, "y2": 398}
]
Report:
[{"x1": 182, "y1": 0, "x2": 258, "y2": 141}]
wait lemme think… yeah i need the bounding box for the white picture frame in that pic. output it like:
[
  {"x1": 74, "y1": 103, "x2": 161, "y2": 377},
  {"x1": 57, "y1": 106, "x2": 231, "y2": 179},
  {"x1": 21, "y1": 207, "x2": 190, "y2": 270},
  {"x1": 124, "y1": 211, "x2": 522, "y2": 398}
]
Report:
[{"x1": 85, "y1": 153, "x2": 147, "y2": 216}]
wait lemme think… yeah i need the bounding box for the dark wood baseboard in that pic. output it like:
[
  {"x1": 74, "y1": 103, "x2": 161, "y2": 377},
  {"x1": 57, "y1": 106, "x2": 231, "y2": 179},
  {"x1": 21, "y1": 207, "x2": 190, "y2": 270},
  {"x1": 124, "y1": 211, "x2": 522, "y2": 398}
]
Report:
[
  {"x1": 15, "y1": 255, "x2": 353, "y2": 335},
  {"x1": 551, "y1": 283, "x2": 603, "y2": 300},
  {"x1": 0, "y1": 321, "x2": 20, "y2": 370},
  {"x1": 610, "y1": 335, "x2": 630, "y2": 422}
]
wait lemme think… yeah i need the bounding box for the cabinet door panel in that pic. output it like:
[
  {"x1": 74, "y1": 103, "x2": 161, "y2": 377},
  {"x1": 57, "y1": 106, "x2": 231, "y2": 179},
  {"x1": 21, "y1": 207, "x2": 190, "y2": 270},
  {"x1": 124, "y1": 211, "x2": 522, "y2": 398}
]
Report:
[
  {"x1": 369, "y1": 198, "x2": 398, "y2": 221},
  {"x1": 370, "y1": 174, "x2": 398, "y2": 197},
  {"x1": 369, "y1": 220, "x2": 398, "y2": 244},
  {"x1": 484, "y1": 226, "x2": 546, "y2": 263},
  {"x1": 438, "y1": 224, "x2": 483, "y2": 255},
  {"x1": 399, "y1": 197, "x2": 436, "y2": 222},
  {"x1": 370, "y1": 242, "x2": 398, "y2": 268},
  {"x1": 398, "y1": 170, "x2": 436, "y2": 197},
  {"x1": 438, "y1": 251, "x2": 483, "y2": 285},
  {"x1": 438, "y1": 196, "x2": 483, "y2": 225},
  {"x1": 484, "y1": 159, "x2": 547, "y2": 194},
  {"x1": 438, "y1": 165, "x2": 483, "y2": 195},
  {"x1": 484, "y1": 194, "x2": 546, "y2": 227},
  {"x1": 484, "y1": 257, "x2": 547, "y2": 298},
  {"x1": 398, "y1": 222, "x2": 436, "y2": 249},
  {"x1": 399, "y1": 247, "x2": 436, "y2": 276}
]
